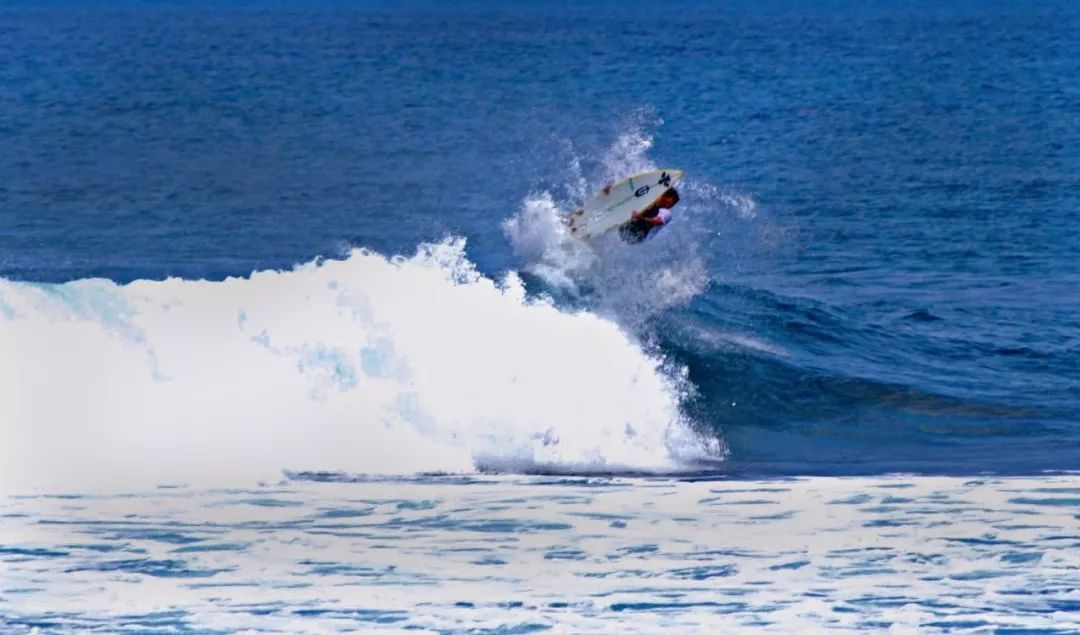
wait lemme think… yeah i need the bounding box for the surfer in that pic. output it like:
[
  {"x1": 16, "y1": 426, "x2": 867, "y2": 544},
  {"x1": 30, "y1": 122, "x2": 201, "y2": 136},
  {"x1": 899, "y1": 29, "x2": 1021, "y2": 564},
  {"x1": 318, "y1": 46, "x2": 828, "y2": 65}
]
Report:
[{"x1": 618, "y1": 187, "x2": 680, "y2": 244}]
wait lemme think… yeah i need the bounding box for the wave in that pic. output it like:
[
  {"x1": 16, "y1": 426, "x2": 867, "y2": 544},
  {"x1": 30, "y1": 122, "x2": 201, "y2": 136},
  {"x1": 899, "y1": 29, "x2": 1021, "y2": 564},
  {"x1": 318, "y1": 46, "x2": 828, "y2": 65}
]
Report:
[
  {"x1": 501, "y1": 128, "x2": 719, "y2": 328},
  {"x1": 0, "y1": 239, "x2": 722, "y2": 492}
]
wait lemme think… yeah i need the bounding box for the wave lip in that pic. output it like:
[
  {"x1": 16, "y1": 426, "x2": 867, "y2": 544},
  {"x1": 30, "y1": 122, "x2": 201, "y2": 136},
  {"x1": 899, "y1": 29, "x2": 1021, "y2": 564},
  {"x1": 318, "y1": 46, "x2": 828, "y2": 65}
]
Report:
[{"x1": 0, "y1": 239, "x2": 720, "y2": 493}]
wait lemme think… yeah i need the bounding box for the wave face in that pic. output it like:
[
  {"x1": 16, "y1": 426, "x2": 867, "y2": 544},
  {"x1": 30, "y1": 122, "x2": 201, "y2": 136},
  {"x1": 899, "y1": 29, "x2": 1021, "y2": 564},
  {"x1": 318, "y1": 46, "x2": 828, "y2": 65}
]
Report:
[
  {"x1": 0, "y1": 240, "x2": 720, "y2": 491},
  {"x1": 500, "y1": 122, "x2": 1080, "y2": 477}
]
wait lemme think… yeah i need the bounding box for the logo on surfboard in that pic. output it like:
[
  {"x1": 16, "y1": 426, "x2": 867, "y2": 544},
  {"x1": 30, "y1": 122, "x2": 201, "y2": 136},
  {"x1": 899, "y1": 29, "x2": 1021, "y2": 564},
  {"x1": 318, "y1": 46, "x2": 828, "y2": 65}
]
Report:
[{"x1": 635, "y1": 172, "x2": 671, "y2": 197}]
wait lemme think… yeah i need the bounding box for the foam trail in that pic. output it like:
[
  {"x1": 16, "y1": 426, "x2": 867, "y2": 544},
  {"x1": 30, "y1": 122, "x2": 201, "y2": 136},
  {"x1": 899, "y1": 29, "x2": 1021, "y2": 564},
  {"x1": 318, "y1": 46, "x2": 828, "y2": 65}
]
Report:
[{"x1": 0, "y1": 240, "x2": 720, "y2": 493}]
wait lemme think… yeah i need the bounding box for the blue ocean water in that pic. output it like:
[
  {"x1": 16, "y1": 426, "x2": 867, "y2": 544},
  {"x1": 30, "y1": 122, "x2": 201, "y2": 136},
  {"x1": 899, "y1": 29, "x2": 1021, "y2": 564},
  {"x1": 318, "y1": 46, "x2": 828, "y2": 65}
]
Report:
[
  {"x1": 4, "y1": 4, "x2": 1080, "y2": 632},
  {"x1": 2, "y1": 0, "x2": 1079, "y2": 480}
]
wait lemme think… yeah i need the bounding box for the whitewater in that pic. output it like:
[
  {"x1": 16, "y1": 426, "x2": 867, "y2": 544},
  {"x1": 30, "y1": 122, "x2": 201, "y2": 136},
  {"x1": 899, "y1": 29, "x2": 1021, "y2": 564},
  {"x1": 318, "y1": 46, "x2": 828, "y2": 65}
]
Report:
[{"x1": 0, "y1": 238, "x2": 720, "y2": 493}]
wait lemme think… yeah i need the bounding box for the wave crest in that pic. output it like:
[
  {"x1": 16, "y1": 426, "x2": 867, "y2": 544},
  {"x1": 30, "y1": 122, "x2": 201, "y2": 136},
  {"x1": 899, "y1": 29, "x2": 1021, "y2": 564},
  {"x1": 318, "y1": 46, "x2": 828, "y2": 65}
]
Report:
[{"x1": 0, "y1": 239, "x2": 721, "y2": 492}]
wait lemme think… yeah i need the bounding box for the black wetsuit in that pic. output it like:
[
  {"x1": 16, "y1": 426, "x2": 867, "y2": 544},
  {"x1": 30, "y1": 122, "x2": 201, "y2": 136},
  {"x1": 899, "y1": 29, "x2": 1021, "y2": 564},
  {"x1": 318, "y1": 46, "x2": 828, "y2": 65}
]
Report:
[
  {"x1": 619, "y1": 219, "x2": 654, "y2": 244},
  {"x1": 619, "y1": 206, "x2": 672, "y2": 244}
]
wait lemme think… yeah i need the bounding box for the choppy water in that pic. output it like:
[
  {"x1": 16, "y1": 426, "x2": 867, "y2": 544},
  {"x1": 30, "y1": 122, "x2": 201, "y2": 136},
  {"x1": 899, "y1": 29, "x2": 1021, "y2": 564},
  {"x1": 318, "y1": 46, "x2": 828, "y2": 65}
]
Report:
[
  {"x1": 4, "y1": 476, "x2": 1079, "y2": 633},
  {"x1": 2, "y1": 1, "x2": 1079, "y2": 631}
]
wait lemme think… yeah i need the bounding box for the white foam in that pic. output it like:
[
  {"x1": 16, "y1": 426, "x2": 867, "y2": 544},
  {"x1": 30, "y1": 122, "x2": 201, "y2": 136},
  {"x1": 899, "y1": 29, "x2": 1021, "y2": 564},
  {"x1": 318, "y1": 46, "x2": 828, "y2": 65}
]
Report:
[
  {"x1": 0, "y1": 240, "x2": 720, "y2": 493},
  {"x1": 2, "y1": 475, "x2": 1076, "y2": 632},
  {"x1": 503, "y1": 129, "x2": 712, "y2": 326},
  {"x1": 500, "y1": 191, "x2": 596, "y2": 292}
]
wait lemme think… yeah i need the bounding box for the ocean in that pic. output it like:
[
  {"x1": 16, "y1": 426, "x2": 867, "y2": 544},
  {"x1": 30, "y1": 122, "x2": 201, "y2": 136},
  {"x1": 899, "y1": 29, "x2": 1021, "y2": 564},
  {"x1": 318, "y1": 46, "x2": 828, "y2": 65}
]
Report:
[{"x1": 2, "y1": 1, "x2": 1078, "y2": 632}]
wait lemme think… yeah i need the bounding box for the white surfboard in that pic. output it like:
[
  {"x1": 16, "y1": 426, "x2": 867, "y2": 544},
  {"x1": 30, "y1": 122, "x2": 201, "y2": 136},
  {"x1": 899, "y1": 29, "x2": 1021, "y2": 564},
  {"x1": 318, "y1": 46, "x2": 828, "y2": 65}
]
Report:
[{"x1": 567, "y1": 169, "x2": 683, "y2": 239}]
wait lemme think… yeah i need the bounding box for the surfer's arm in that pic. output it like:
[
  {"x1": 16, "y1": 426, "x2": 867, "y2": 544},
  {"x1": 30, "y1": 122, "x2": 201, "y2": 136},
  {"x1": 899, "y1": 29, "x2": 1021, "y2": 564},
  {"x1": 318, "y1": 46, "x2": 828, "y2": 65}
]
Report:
[{"x1": 631, "y1": 208, "x2": 666, "y2": 226}]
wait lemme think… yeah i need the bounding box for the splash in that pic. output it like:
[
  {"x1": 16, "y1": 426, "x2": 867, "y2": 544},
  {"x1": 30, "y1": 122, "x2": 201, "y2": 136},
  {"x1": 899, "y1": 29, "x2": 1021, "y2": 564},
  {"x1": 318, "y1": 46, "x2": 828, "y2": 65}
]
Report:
[
  {"x1": 503, "y1": 128, "x2": 714, "y2": 325},
  {"x1": 0, "y1": 240, "x2": 721, "y2": 493},
  {"x1": 598, "y1": 128, "x2": 657, "y2": 185},
  {"x1": 499, "y1": 192, "x2": 596, "y2": 292}
]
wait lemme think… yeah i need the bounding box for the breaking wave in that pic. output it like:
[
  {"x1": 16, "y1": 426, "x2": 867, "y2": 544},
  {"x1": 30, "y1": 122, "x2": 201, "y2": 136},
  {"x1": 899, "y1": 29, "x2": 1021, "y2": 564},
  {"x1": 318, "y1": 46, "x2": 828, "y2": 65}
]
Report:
[{"x1": 0, "y1": 239, "x2": 721, "y2": 492}]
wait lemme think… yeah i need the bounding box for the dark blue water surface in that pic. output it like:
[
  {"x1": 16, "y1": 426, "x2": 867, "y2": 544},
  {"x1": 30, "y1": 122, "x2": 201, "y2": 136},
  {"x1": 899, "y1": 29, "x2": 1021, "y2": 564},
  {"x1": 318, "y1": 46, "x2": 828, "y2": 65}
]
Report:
[{"x1": 2, "y1": 0, "x2": 1078, "y2": 475}]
